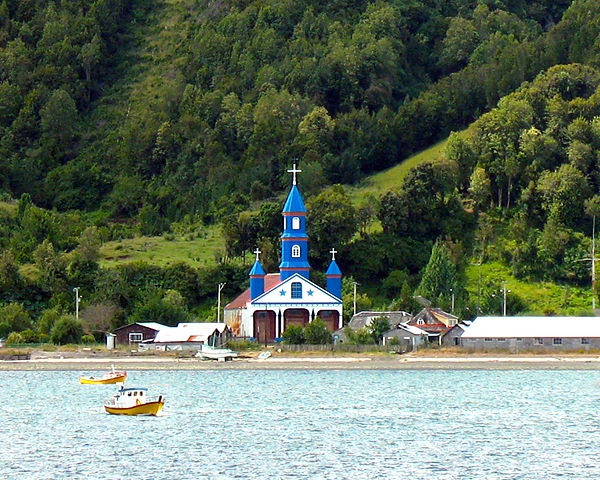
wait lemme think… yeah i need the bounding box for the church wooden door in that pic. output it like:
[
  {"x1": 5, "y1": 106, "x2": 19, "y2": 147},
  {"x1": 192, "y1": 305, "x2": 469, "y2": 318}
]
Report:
[{"x1": 254, "y1": 311, "x2": 276, "y2": 343}]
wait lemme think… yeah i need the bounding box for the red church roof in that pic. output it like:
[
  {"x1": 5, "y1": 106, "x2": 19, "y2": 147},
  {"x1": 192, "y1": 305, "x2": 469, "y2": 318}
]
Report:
[{"x1": 224, "y1": 273, "x2": 282, "y2": 310}]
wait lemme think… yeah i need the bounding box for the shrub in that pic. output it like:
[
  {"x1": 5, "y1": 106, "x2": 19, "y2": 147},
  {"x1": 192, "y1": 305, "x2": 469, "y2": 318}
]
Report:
[
  {"x1": 6, "y1": 332, "x2": 24, "y2": 344},
  {"x1": 50, "y1": 316, "x2": 83, "y2": 345},
  {"x1": 282, "y1": 324, "x2": 305, "y2": 344},
  {"x1": 303, "y1": 318, "x2": 332, "y2": 344},
  {"x1": 226, "y1": 339, "x2": 261, "y2": 351},
  {"x1": 20, "y1": 329, "x2": 40, "y2": 343},
  {"x1": 82, "y1": 334, "x2": 96, "y2": 344}
]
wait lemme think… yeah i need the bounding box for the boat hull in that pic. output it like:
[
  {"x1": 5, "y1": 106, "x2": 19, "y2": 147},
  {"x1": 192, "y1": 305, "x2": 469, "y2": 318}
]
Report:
[
  {"x1": 104, "y1": 400, "x2": 164, "y2": 416},
  {"x1": 80, "y1": 374, "x2": 127, "y2": 384}
]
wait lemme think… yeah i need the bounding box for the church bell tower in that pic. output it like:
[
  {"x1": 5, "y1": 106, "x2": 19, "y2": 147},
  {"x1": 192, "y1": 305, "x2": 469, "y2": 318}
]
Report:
[{"x1": 279, "y1": 164, "x2": 310, "y2": 281}]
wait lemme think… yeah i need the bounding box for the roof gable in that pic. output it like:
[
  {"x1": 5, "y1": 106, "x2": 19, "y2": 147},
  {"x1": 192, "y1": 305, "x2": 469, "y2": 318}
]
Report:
[{"x1": 251, "y1": 273, "x2": 341, "y2": 304}]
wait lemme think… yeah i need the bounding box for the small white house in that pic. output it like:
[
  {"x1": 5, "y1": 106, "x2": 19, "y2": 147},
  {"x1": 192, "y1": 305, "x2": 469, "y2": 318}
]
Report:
[{"x1": 151, "y1": 323, "x2": 232, "y2": 351}]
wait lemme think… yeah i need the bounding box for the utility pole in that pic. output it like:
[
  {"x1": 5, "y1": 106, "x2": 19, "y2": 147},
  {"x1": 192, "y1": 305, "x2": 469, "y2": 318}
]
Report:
[
  {"x1": 217, "y1": 282, "x2": 226, "y2": 323},
  {"x1": 593, "y1": 215, "x2": 596, "y2": 310},
  {"x1": 502, "y1": 281, "x2": 511, "y2": 317},
  {"x1": 450, "y1": 288, "x2": 455, "y2": 313},
  {"x1": 73, "y1": 287, "x2": 82, "y2": 321},
  {"x1": 352, "y1": 282, "x2": 359, "y2": 316}
]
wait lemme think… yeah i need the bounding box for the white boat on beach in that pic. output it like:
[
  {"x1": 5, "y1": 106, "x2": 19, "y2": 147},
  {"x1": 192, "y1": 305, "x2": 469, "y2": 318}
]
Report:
[{"x1": 195, "y1": 345, "x2": 238, "y2": 361}]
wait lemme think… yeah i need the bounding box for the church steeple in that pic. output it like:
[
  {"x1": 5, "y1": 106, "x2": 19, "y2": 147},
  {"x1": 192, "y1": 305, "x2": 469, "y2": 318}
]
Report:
[{"x1": 279, "y1": 164, "x2": 310, "y2": 281}]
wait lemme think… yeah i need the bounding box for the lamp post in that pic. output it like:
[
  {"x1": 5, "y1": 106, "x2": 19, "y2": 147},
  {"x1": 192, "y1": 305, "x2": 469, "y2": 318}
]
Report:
[
  {"x1": 73, "y1": 287, "x2": 82, "y2": 321},
  {"x1": 352, "y1": 282, "x2": 359, "y2": 316},
  {"x1": 450, "y1": 288, "x2": 455, "y2": 313},
  {"x1": 217, "y1": 282, "x2": 226, "y2": 323}
]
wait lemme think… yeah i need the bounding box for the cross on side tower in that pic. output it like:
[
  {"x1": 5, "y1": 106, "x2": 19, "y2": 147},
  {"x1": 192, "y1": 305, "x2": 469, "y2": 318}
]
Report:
[
  {"x1": 253, "y1": 248, "x2": 261, "y2": 262},
  {"x1": 287, "y1": 163, "x2": 302, "y2": 186},
  {"x1": 330, "y1": 248, "x2": 337, "y2": 261}
]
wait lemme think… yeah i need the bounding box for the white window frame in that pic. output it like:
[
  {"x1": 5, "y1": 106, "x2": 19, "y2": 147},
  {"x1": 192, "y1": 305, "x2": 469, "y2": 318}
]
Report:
[
  {"x1": 553, "y1": 338, "x2": 562, "y2": 345},
  {"x1": 291, "y1": 244, "x2": 301, "y2": 258},
  {"x1": 291, "y1": 282, "x2": 302, "y2": 299},
  {"x1": 129, "y1": 332, "x2": 143, "y2": 343},
  {"x1": 292, "y1": 217, "x2": 300, "y2": 229}
]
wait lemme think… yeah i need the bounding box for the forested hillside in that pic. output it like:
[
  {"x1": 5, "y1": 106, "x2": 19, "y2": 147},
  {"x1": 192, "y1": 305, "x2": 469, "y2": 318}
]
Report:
[{"x1": 1, "y1": 0, "x2": 600, "y2": 343}]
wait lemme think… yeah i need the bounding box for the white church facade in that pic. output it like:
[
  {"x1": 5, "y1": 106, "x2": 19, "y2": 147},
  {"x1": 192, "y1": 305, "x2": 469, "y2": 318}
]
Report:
[{"x1": 224, "y1": 165, "x2": 343, "y2": 343}]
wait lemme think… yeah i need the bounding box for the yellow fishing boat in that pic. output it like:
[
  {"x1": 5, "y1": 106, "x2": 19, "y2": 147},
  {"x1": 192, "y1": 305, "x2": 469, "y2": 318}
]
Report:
[
  {"x1": 80, "y1": 367, "x2": 127, "y2": 384},
  {"x1": 104, "y1": 387, "x2": 165, "y2": 416}
]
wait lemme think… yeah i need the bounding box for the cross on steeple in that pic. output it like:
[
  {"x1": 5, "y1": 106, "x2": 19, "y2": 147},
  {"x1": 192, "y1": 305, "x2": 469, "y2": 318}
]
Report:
[
  {"x1": 330, "y1": 248, "x2": 337, "y2": 261},
  {"x1": 287, "y1": 163, "x2": 302, "y2": 186},
  {"x1": 253, "y1": 248, "x2": 261, "y2": 262}
]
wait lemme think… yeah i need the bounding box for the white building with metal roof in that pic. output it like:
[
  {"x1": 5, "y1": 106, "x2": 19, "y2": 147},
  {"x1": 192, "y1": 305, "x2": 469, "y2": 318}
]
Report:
[{"x1": 461, "y1": 316, "x2": 600, "y2": 351}]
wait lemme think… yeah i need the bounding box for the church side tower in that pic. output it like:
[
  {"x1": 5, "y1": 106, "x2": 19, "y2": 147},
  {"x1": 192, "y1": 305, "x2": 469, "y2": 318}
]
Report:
[
  {"x1": 326, "y1": 248, "x2": 342, "y2": 299},
  {"x1": 279, "y1": 164, "x2": 310, "y2": 281},
  {"x1": 249, "y1": 248, "x2": 266, "y2": 300}
]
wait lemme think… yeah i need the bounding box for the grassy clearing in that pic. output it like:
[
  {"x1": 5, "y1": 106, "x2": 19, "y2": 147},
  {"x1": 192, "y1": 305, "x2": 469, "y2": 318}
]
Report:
[
  {"x1": 347, "y1": 138, "x2": 448, "y2": 205},
  {"x1": 99, "y1": 224, "x2": 226, "y2": 268},
  {"x1": 465, "y1": 261, "x2": 593, "y2": 315}
]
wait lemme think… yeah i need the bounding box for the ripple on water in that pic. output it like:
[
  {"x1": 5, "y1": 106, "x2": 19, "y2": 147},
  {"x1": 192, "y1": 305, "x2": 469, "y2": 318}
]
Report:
[{"x1": 1, "y1": 369, "x2": 600, "y2": 479}]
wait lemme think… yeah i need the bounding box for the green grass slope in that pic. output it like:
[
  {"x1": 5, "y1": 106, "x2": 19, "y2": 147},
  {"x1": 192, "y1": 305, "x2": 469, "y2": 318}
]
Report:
[{"x1": 348, "y1": 138, "x2": 448, "y2": 205}]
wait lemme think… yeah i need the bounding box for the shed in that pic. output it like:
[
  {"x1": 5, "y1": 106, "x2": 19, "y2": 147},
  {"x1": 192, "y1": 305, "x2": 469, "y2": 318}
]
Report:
[
  {"x1": 113, "y1": 322, "x2": 168, "y2": 346},
  {"x1": 382, "y1": 324, "x2": 429, "y2": 349},
  {"x1": 441, "y1": 321, "x2": 472, "y2": 347},
  {"x1": 461, "y1": 316, "x2": 600, "y2": 351}
]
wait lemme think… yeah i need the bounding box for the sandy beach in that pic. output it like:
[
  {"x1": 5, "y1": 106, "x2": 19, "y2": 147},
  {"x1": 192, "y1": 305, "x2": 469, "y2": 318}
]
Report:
[{"x1": 3, "y1": 351, "x2": 600, "y2": 370}]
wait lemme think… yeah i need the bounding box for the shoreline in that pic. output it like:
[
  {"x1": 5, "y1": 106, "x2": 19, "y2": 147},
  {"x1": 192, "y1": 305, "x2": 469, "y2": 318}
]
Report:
[{"x1": 3, "y1": 354, "x2": 600, "y2": 370}]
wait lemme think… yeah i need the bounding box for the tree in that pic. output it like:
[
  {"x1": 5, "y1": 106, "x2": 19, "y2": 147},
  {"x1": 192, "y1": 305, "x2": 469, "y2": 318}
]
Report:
[
  {"x1": 40, "y1": 89, "x2": 79, "y2": 155},
  {"x1": 468, "y1": 167, "x2": 491, "y2": 209},
  {"x1": 33, "y1": 239, "x2": 66, "y2": 293},
  {"x1": 0, "y1": 303, "x2": 32, "y2": 337},
  {"x1": 416, "y1": 241, "x2": 457, "y2": 303},
  {"x1": 75, "y1": 227, "x2": 101, "y2": 263},
  {"x1": 306, "y1": 185, "x2": 357, "y2": 266},
  {"x1": 80, "y1": 302, "x2": 120, "y2": 335},
  {"x1": 303, "y1": 318, "x2": 332, "y2": 344},
  {"x1": 369, "y1": 315, "x2": 391, "y2": 344},
  {"x1": 538, "y1": 164, "x2": 591, "y2": 228},
  {"x1": 37, "y1": 308, "x2": 62, "y2": 335},
  {"x1": 50, "y1": 316, "x2": 83, "y2": 345}
]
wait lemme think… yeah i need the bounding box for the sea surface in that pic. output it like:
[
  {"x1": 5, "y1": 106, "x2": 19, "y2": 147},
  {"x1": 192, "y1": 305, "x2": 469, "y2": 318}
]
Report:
[{"x1": 1, "y1": 369, "x2": 599, "y2": 479}]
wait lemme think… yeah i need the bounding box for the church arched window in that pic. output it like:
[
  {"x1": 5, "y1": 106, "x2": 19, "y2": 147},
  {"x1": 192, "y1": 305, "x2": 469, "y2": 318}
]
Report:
[
  {"x1": 292, "y1": 245, "x2": 301, "y2": 258},
  {"x1": 292, "y1": 217, "x2": 300, "y2": 229},
  {"x1": 291, "y1": 282, "x2": 302, "y2": 299}
]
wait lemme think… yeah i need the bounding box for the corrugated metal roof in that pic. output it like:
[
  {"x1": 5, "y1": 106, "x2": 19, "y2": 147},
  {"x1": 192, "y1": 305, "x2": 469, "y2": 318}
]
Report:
[
  {"x1": 154, "y1": 322, "x2": 227, "y2": 343},
  {"x1": 462, "y1": 316, "x2": 600, "y2": 338},
  {"x1": 138, "y1": 322, "x2": 169, "y2": 331}
]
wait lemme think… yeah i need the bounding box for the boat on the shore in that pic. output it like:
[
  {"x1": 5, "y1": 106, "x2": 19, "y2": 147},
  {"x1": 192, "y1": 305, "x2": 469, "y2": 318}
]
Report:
[
  {"x1": 195, "y1": 345, "x2": 238, "y2": 361},
  {"x1": 80, "y1": 367, "x2": 127, "y2": 384},
  {"x1": 104, "y1": 387, "x2": 165, "y2": 416}
]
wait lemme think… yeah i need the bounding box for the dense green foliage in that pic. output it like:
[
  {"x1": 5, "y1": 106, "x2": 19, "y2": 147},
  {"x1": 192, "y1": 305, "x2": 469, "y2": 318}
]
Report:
[{"x1": 3, "y1": 0, "x2": 600, "y2": 340}]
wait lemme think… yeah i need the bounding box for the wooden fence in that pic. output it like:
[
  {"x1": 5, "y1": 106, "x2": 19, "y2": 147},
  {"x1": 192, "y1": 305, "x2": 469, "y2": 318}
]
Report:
[{"x1": 277, "y1": 343, "x2": 412, "y2": 354}]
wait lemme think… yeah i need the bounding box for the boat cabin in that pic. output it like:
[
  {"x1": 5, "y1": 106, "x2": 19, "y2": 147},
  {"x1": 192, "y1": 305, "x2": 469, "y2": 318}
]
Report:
[{"x1": 108, "y1": 387, "x2": 148, "y2": 408}]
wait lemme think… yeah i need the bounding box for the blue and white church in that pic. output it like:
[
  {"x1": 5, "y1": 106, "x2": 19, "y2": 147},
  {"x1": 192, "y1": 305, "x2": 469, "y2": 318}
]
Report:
[{"x1": 224, "y1": 165, "x2": 343, "y2": 343}]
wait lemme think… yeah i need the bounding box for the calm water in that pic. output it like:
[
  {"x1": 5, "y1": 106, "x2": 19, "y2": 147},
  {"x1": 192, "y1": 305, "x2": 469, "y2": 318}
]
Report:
[{"x1": 1, "y1": 369, "x2": 599, "y2": 479}]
